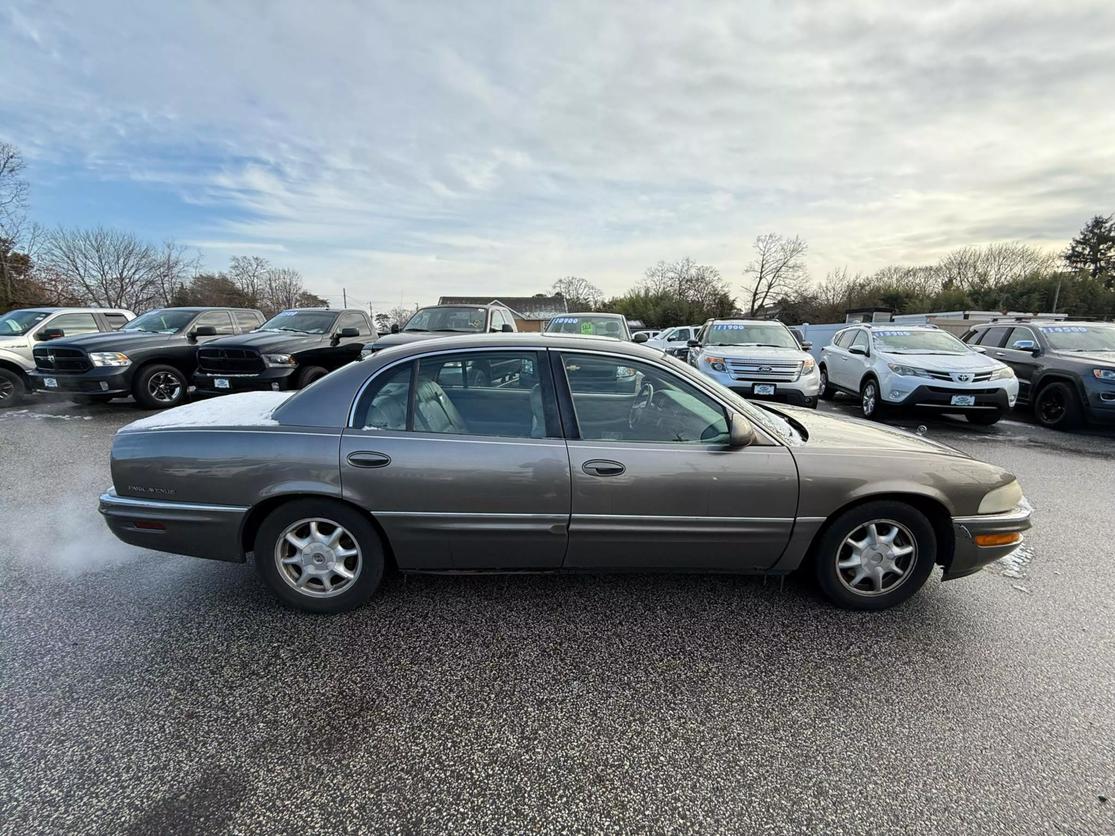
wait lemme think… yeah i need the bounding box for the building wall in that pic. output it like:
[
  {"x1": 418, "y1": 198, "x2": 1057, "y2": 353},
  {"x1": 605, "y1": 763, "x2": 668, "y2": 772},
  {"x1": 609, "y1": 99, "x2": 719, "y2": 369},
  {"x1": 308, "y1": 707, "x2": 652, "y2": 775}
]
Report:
[{"x1": 514, "y1": 318, "x2": 546, "y2": 332}]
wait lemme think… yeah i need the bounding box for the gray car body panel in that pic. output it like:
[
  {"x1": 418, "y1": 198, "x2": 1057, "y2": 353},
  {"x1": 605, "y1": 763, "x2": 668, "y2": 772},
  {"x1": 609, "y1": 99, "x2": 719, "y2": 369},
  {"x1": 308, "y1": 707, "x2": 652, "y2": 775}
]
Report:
[{"x1": 101, "y1": 332, "x2": 1030, "y2": 577}]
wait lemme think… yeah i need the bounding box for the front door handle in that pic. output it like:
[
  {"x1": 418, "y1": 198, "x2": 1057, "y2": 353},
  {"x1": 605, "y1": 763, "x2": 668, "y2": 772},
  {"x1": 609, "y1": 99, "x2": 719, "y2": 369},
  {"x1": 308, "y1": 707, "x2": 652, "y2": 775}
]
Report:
[
  {"x1": 582, "y1": 459, "x2": 625, "y2": 477},
  {"x1": 347, "y1": 451, "x2": 392, "y2": 469}
]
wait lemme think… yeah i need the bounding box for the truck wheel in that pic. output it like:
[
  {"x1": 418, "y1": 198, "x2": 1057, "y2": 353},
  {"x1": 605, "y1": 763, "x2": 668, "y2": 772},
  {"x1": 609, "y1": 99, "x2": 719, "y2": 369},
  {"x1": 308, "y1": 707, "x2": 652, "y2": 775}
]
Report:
[
  {"x1": 255, "y1": 498, "x2": 385, "y2": 613},
  {"x1": 818, "y1": 366, "x2": 835, "y2": 400},
  {"x1": 296, "y1": 366, "x2": 328, "y2": 388},
  {"x1": 0, "y1": 368, "x2": 28, "y2": 407},
  {"x1": 133, "y1": 364, "x2": 188, "y2": 409},
  {"x1": 814, "y1": 500, "x2": 937, "y2": 610},
  {"x1": 1034, "y1": 381, "x2": 1083, "y2": 430}
]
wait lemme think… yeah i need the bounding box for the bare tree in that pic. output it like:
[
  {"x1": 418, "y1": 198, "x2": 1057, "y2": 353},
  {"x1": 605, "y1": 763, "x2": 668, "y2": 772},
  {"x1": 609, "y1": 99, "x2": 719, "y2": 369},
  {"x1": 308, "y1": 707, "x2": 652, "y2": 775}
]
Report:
[
  {"x1": 150, "y1": 241, "x2": 201, "y2": 306},
  {"x1": 938, "y1": 242, "x2": 1056, "y2": 291},
  {"x1": 0, "y1": 143, "x2": 28, "y2": 224},
  {"x1": 227, "y1": 255, "x2": 272, "y2": 304},
  {"x1": 743, "y1": 233, "x2": 808, "y2": 316},
  {"x1": 1, "y1": 143, "x2": 32, "y2": 307},
  {"x1": 42, "y1": 227, "x2": 161, "y2": 311},
  {"x1": 261, "y1": 267, "x2": 305, "y2": 314},
  {"x1": 552, "y1": 276, "x2": 604, "y2": 310},
  {"x1": 643, "y1": 257, "x2": 730, "y2": 310}
]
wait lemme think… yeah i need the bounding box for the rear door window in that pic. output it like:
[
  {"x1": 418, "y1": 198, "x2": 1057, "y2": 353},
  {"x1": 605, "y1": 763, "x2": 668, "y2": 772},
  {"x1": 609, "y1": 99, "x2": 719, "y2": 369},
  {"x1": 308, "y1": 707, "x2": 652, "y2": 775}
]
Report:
[
  {"x1": 195, "y1": 310, "x2": 236, "y2": 335},
  {"x1": 976, "y1": 326, "x2": 1010, "y2": 347}
]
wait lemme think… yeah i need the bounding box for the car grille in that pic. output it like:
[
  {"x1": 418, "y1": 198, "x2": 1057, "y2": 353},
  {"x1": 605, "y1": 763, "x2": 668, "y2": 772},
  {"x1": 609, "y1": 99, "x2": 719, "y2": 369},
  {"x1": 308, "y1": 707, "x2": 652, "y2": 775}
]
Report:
[
  {"x1": 725, "y1": 359, "x2": 802, "y2": 382},
  {"x1": 924, "y1": 369, "x2": 993, "y2": 382},
  {"x1": 197, "y1": 347, "x2": 265, "y2": 374},
  {"x1": 33, "y1": 347, "x2": 91, "y2": 374}
]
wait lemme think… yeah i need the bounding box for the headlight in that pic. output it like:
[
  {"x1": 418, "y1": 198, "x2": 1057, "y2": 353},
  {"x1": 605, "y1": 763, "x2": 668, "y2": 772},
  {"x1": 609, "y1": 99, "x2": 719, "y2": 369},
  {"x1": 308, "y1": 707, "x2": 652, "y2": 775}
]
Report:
[
  {"x1": 990, "y1": 366, "x2": 1016, "y2": 380},
  {"x1": 89, "y1": 352, "x2": 131, "y2": 367},
  {"x1": 887, "y1": 363, "x2": 929, "y2": 377},
  {"x1": 1093, "y1": 368, "x2": 1115, "y2": 381},
  {"x1": 978, "y1": 480, "x2": 1024, "y2": 514},
  {"x1": 704, "y1": 356, "x2": 727, "y2": 372},
  {"x1": 262, "y1": 353, "x2": 297, "y2": 367},
  {"x1": 801, "y1": 356, "x2": 816, "y2": 373}
]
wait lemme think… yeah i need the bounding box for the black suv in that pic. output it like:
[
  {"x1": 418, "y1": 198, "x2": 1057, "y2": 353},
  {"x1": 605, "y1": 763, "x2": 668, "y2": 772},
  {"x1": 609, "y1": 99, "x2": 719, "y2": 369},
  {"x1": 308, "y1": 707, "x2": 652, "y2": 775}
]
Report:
[
  {"x1": 29, "y1": 307, "x2": 264, "y2": 409},
  {"x1": 962, "y1": 319, "x2": 1115, "y2": 430},
  {"x1": 194, "y1": 308, "x2": 374, "y2": 395}
]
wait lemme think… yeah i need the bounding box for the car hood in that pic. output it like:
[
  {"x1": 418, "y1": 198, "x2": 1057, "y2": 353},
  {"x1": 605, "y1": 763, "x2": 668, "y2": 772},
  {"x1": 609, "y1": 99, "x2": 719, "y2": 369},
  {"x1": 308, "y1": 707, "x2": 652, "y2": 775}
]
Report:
[
  {"x1": 1049, "y1": 350, "x2": 1115, "y2": 366},
  {"x1": 877, "y1": 350, "x2": 1002, "y2": 372},
  {"x1": 201, "y1": 331, "x2": 328, "y2": 352},
  {"x1": 767, "y1": 404, "x2": 970, "y2": 458},
  {"x1": 35, "y1": 331, "x2": 187, "y2": 352},
  {"x1": 702, "y1": 345, "x2": 811, "y2": 361}
]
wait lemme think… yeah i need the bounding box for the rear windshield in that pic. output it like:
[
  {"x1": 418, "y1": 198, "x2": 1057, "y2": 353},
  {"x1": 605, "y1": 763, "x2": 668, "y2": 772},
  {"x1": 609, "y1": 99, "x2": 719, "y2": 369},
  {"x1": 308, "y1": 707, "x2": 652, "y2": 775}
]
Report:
[
  {"x1": 871, "y1": 329, "x2": 968, "y2": 355},
  {"x1": 1038, "y1": 325, "x2": 1115, "y2": 352},
  {"x1": 0, "y1": 310, "x2": 50, "y2": 336},
  {"x1": 546, "y1": 315, "x2": 628, "y2": 339},
  {"x1": 704, "y1": 322, "x2": 798, "y2": 349},
  {"x1": 260, "y1": 310, "x2": 339, "y2": 335}
]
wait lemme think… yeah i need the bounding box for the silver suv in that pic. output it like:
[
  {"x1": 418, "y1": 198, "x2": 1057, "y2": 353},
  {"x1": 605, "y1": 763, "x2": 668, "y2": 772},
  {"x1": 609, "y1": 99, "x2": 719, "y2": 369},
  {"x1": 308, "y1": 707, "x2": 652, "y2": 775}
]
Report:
[
  {"x1": 0, "y1": 307, "x2": 135, "y2": 405},
  {"x1": 688, "y1": 318, "x2": 821, "y2": 408}
]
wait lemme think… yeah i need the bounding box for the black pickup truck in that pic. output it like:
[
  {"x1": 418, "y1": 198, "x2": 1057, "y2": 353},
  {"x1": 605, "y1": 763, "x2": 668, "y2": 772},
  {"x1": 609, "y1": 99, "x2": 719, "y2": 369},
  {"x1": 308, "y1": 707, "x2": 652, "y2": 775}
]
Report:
[
  {"x1": 28, "y1": 307, "x2": 264, "y2": 409},
  {"x1": 193, "y1": 308, "x2": 374, "y2": 395}
]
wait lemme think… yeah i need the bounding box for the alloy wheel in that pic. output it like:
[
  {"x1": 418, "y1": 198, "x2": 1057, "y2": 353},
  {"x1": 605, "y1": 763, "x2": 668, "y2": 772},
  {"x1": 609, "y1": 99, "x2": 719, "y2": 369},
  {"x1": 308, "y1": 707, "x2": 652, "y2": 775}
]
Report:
[
  {"x1": 835, "y1": 519, "x2": 917, "y2": 597},
  {"x1": 862, "y1": 382, "x2": 877, "y2": 417},
  {"x1": 0, "y1": 377, "x2": 14, "y2": 402},
  {"x1": 274, "y1": 517, "x2": 363, "y2": 598},
  {"x1": 148, "y1": 371, "x2": 183, "y2": 404}
]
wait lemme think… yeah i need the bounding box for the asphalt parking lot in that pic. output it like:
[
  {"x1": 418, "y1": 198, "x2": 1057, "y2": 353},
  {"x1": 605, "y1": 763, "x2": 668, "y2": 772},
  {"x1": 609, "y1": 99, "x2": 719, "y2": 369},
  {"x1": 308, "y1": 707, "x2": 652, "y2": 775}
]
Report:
[{"x1": 2, "y1": 394, "x2": 1113, "y2": 835}]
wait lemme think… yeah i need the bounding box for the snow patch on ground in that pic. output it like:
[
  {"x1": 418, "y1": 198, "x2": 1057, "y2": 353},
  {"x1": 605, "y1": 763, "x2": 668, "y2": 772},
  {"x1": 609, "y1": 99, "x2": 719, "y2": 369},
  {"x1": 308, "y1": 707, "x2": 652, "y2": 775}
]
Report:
[
  {"x1": 994, "y1": 541, "x2": 1035, "y2": 580},
  {"x1": 0, "y1": 409, "x2": 93, "y2": 421},
  {"x1": 121, "y1": 391, "x2": 292, "y2": 431}
]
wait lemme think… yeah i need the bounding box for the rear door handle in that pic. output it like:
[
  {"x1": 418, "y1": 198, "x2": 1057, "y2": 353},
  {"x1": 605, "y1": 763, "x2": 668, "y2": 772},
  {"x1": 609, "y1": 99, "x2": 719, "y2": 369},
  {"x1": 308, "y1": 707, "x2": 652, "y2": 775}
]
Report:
[
  {"x1": 347, "y1": 451, "x2": 392, "y2": 468},
  {"x1": 582, "y1": 459, "x2": 626, "y2": 477}
]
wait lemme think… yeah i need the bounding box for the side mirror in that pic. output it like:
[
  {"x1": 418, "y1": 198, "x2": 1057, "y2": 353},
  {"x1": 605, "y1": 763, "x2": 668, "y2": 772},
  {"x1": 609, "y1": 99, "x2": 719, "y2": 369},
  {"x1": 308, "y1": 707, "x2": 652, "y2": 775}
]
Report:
[
  {"x1": 800, "y1": 341, "x2": 813, "y2": 351},
  {"x1": 687, "y1": 339, "x2": 700, "y2": 348},
  {"x1": 849, "y1": 345, "x2": 868, "y2": 356},
  {"x1": 728, "y1": 412, "x2": 756, "y2": 448},
  {"x1": 501, "y1": 323, "x2": 514, "y2": 333},
  {"x1": 36, "y1": 328, "x2": 64, "y2": 341},
  {"x1": 633, "y1": 332, "x2": 649, "y2": 343},
  {"x1": 190, "y1": 325, "x2": 217, "y2": 343},
  {"x1": 338, "y1": 327, "x2": 360, "y2": 338},
  {"x1": 1011, "y1": 339, "x2": 1038, "y2": 355},
  {"x1": 391, "y1": 323, "x2": 400, "y2": 334},
  {"x1": 971, "y1": 345, "x2": 987, "y2": 354}
]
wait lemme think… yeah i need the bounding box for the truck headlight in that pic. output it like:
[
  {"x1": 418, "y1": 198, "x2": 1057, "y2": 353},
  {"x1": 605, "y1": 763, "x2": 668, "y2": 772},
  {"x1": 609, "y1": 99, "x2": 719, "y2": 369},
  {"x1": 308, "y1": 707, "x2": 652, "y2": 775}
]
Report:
[
  {"x1": 991, "y1": 366, "x2": 1016, "y2": 379},
  {"x1": 89, "y1": 352, "x2": 131, "y2": 367},
  {"x1": 1092, "y1": 368, "x2": 1115, "y2": 381},
  {"x1": 704, "y1": 356, "x2": 727, "y2": 372},
  {"x1": 262, "y1": 353, "x2": 297, "y2": 367},
  {"x1": 978, "y1": 480, "x2": 1024, "y2": 514},
  {"x1": 887, "y1": 363, "x2": 929, "y2": 377}
]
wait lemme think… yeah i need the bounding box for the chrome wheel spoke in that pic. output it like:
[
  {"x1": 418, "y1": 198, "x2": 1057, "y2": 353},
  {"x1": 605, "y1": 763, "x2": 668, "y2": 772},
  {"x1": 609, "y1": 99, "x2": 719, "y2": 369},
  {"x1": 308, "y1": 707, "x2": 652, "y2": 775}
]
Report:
[
  {"x1": 336, "y1": 546, "x2": 358, "y2": 559},
  {"x1": 285, "y1": 532, "x2": 310, "y2": 550},
  {"x1": 892, "y1": 544, "x2": 914, "y2": 557},
  {"x1": 333, "y1": 565, "x2": 355, "y2": 580}
]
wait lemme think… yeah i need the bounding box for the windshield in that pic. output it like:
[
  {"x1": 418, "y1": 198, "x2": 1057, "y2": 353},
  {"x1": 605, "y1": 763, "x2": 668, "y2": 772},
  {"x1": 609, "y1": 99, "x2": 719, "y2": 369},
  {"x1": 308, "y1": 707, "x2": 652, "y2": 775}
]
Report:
[
  {"x1": 871, "y1": 329, "x2": 968, "y2": 355},
  {"x1": 1039, "y1": 324, "x2": 1115, "y2": 352},
  {"x1": 0, "y1": 309, "x2": 51, "y2": 336},
  {"x1": 260, "y1": 310, "x2": 338, "y2": 334},
  {"x1": 404, "y1": 306, "x2": 488, "y2": 333},
  {"x1": 704, "y1": 322, "x2": 798, "y2": 349},
  {"x1": 123, "y1": 309, "x2": 196, "y2": 334},
  {"x1": 546, "y1": 315, "x2": 628, "y2": 339}
]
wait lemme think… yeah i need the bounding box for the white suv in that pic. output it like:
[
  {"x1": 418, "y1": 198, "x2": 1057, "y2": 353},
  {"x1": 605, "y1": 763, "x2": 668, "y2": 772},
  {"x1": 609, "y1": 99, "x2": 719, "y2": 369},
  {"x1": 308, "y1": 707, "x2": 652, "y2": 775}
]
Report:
[{"x1": 819, "y1": 324, "x2": 1019, "y2": 424}]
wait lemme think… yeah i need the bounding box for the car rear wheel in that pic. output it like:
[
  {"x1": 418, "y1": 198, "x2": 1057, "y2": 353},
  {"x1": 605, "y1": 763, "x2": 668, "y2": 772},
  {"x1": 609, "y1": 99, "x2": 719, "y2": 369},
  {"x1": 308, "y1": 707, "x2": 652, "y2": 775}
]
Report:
[
  {"x1": 966, "y1": 410, "x2": 1003, "y2": 426},
  {"x1": 818, "y1": 366, "x2": 835, "y2": 400},
  {"x1": 859, "y1": 378, "x2": 886, "y2": 421},
  {"x1": 0, "y1": 368, "x2": 28, "y2": 407},
  {"x1": 133, "y1": 364, "x2": 188, "y2": 409},
  {"x1": 1034, "y1": 381, "x2": 1083, "y2": 430},
  {"x1": 814, "y1": 501, "x2": 937, "y2": 610},
  {"x1": 296, "y1": 365, "x2": 328, "y2": 388},
  {"x1": 255, "y1": 499, "x2": 384, "y2": 613}
]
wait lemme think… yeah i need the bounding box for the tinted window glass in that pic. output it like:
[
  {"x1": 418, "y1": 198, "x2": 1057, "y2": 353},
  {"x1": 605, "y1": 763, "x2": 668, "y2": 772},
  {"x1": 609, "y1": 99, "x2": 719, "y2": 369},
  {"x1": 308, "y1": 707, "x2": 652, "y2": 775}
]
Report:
[
  {"x1": 45, "y1": 313, "x2": 99, "y2": 337},
  {"x1": 561, "y1": 354, "x2": 729, "y2": 444},
  {"x1": 1005, "y1": 326, "x2": 1037, "y2": 349},
  {"x1": 355, "y1": 362, "x2": 413, "y2": 430},
  {"x1": 234, "y1": 310, "x2": 262, "y2": 332},
  {"x1": 338, "y1": 313, "x2": 372, "y2": 336},
  {"x1": 849, "y1": 331, "x2": 869, "y2": 352},
  {"x1": 195, "y1": 311, "x2": 235, "y2": 335},
  {"x1": 403, "y1": 306, "x2": 487, "y2": 333},
  {"x1": 416, "y1": 351, "x2": 546, "y2": 438},
  {"x1": 103, "y1": 313, "x2": 129, "y2": 330},
  {"x1": 976, "y1": 326, "x2": 1010, "y2": 347}
]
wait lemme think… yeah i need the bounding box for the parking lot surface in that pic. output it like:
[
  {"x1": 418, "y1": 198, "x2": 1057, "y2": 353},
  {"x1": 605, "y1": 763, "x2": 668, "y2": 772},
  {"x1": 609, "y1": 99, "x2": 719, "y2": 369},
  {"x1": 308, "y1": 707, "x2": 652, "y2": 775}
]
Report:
[{"x1": 2, "y1": 395, "x2": 1113, "y2": 834}]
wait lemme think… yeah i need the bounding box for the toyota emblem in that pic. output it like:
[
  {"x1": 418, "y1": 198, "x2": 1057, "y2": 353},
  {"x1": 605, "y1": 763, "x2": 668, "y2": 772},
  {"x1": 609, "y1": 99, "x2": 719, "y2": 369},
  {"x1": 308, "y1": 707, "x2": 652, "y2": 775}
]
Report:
[{"x1": 956, "y1": 373, "x2": 973, "y2": 383}]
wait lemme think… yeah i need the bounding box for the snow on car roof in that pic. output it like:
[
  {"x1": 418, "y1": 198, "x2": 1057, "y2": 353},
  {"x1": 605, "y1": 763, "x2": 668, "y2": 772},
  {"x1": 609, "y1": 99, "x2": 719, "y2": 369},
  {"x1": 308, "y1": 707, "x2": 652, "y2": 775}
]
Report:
[{"x1": 121, "y1": 391, "x2": 292, "y2": 432}]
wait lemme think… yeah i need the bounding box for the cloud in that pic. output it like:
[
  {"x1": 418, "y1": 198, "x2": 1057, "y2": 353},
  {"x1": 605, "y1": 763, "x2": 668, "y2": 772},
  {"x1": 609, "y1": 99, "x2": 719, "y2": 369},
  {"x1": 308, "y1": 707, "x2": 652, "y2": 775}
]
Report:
[{"x1": 2, "y1": 0, "x2": 1113, "y2": 306}]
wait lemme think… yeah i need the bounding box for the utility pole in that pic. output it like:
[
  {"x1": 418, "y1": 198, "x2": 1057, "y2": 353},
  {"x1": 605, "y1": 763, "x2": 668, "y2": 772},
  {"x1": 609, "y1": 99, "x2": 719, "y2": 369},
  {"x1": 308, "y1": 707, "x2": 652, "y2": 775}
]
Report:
[{"x1": 342, "y1": 288, "x2": 347, "y2": 308}]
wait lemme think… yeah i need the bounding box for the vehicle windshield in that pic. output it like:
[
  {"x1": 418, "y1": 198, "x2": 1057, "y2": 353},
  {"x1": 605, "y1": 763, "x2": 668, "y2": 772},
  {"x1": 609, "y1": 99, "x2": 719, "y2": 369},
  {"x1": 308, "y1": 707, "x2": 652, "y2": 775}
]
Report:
[
  {"x1": 1039, "y1": 324, "x2": 1115, "y2": 352},
  {"x1": 259, "y1": 310, "x2": 339, "y2": 334},
  {"x1": 123, "y1": 309, "x2": 196, "y2": 334},
  {"x1": 403, "y1": 306, "x2": 488, "y2": 333},
  {"x1": 0, "y1": 309, "x2": 51, "y2": 336},
  {"x1": 546, "y1": 315, "x2": 628, "y2": 339},
  {"x1": 704, "y1": 322, "x2": 799, "y2": 349},
  {"x1": 871, "y1": 329, "x2": 968, "y2": 355}
]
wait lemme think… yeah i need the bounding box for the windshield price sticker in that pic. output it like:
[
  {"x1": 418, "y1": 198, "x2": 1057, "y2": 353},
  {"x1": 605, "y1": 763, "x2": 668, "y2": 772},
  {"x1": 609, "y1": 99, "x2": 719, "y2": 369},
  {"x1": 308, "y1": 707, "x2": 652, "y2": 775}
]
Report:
[
  {"x1": 1041, "y1": 326, "x2": 1088, "y2": 333},
  {"x1": 714, "y1": 324, "x2": 749, "y2": 330},
  {"x1": 580, "y1": 322, "x2": 594, "y2": 334},
  {"x1": 553, "y1": 317, "x2": 580, "y2": 324},
  {"x1": 875, "y1": 330, "x2": 912, "y2": 337}
]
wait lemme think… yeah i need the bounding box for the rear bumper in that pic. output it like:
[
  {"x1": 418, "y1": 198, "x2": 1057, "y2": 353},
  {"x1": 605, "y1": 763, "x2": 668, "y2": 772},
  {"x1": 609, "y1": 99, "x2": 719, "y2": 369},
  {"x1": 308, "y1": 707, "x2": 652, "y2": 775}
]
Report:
[
  {"x1": 28, "y1": 368, "x2": 132, "y2": 395},
  {"x1": 99, "y1": 489, "x2": 247, "y2": 562},
  {"x1": 193, "y1": 367, "x2": 297, "y2": 394},
  {"x1": 944, "y1": 500, "x2": 1033, "y2": 580}
]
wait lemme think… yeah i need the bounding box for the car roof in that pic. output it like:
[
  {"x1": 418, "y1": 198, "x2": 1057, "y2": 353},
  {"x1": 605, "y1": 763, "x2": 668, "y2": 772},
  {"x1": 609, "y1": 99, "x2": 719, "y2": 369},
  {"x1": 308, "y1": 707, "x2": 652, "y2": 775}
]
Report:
[
  {"x1": 709, "y1": 318, "x2": 789, "y2": 325},
  {"x1": 8, "y1": 306, "x2": 131, "y2": 314}
]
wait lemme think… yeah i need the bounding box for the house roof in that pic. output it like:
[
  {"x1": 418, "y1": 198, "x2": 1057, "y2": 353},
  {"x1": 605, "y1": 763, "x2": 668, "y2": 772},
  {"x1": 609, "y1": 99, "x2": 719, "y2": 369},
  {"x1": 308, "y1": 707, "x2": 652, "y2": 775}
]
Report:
[{"x1": 437, "y1": 295, "x2": 569, "y2": 320}]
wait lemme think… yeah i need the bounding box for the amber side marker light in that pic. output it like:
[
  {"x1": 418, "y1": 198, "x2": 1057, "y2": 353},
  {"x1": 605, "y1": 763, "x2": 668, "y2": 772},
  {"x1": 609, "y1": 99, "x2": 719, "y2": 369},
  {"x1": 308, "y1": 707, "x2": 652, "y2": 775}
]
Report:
[{"x1": 974, "y1": 532, "x2": 1022, "y2": 547}]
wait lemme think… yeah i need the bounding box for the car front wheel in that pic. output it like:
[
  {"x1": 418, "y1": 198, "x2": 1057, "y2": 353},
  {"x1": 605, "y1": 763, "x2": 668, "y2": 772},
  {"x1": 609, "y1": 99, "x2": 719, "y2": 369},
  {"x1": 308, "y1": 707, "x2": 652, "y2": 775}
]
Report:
[
  {"x1": 818, "y1": 366, "x2": 835, "y2": 400},
  {"x1": 0, "y1": 367, "x2": 29, "y2": 407},
  {"x1": 1034, "y1": 381, "x2": 1083, "y2": 430},
  {"x1": 860, "y1": 378, "x2": 886, "y2": 421},
  {"x1": 814, "y1": 501, "x2": 937, "y2": 610},
  {"x1": 133, "y1": 364, "x2": 188, "y2": 409},
  {"x1": 255, "y1": 498, "x2": 385, "y2": 613}
]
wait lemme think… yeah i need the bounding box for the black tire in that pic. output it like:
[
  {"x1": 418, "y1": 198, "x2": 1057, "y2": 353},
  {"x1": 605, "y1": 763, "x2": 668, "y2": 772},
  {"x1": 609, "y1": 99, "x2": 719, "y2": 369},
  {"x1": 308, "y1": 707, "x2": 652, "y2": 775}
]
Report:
[
  {"x1": 133, "y1": 364, "x2": 188, "y2": 409},
  {"x1": 296, "y1": 366, "x2": 328, "y2": 389},
  {"x1": 966, "y1": 410, "x2": 1003, "y2": 426},
  {"x1": 70, "y1": 394, "x2": 115, "y2": 405},
  {"x1": 802, "y1": 396, "x2": 818, "y2": 409},
  {"x1": 0, "y1": 367, "x2": 29, "y2": 407},
  {"x1": 859, "y1": 378, "x2": 887, "y2": 421},
  {"x1": 813, "y1": 500, "x2": 937, "y2": 610},
  {"x1": 1033, "y1": 381, "x2": 1083, "y2": 431},
  {"x1": 255, "y1": 498, "x2": 385, "y2": 613},
  {"x1": 818, "y1": 366, "x2": 835, "y2": 400}
]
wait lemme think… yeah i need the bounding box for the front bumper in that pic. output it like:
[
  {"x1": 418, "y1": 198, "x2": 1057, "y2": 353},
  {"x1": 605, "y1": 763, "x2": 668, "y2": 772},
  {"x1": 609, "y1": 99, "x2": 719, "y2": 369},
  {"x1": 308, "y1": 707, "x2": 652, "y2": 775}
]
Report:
[
  {"x1": 699, "y1": 368, "x2": 822, "y2": 405},
  {"x1": 27, "y1": 367, "x2": 132, "y2": 395},
  {"x1": 1084, "y1": 381, "x2": 1115, "y2": 423},
  {"x1": 884, "y1": 381, "x2": 1015, "y2": 412},
  {"x1": 944, "y1": 500, "x2": 1033, "y2": 580},
  {"x1": 193, "y1": 366, "x2": 297, "y2": 394},
  {"x1": 99, "y1": 489, "x2": 248, "y2": 563}
]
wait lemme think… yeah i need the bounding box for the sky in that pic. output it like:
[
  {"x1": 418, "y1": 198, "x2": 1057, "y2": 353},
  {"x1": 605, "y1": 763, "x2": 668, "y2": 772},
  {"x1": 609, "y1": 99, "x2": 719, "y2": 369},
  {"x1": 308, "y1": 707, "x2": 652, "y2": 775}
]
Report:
[{"x1": 2, "y1": 0, "x2": 1113, "y2": 312}]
